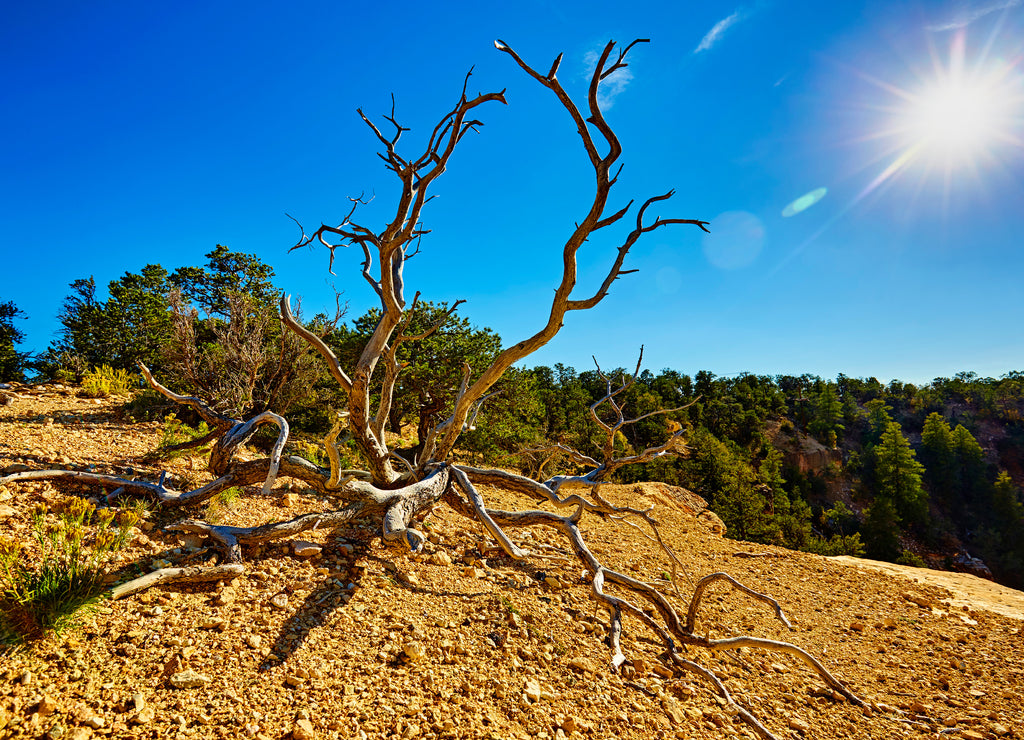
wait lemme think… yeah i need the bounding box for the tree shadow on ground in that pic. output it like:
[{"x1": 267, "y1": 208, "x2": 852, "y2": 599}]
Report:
[
  {"x1": 257, "y1": 533, "x2": 550, "y2": 668},
  {"x1": 258, "y1": 530, "x2": 371, "y2": 670}
]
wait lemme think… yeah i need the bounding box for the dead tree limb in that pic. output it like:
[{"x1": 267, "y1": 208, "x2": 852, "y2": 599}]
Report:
[{"x1": 0, "y1": 39, "x2": 867, "y2": 739}]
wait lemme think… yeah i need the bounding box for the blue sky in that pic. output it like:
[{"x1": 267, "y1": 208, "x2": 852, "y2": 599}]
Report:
[{"x1": 2, "y1": 1, "x2": 1023, "y2": 384}]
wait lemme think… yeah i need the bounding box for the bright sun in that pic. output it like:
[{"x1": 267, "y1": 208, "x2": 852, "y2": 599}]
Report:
[
  {"x1": 866, "y1": 28, "x2": 1023, "y2": 191},
  {"x1": 903, "y1": 78, "x2": 1000, "y2": 159}
]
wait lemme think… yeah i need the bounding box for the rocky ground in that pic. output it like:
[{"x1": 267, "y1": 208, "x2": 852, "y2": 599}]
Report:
[{"x1": 0, "y1": 384, "x2": 1021, "y2": 740}]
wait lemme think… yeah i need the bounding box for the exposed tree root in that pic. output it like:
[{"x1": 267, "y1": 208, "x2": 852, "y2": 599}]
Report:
[
  {"x1": 111, "y1": 564, "x2": 245, "y2": 600},
  {"x1": 0, "y1": 37, "x2": 869, "y2": 738},
  {"x1": 1, "y1": 399, "x2": 864, "y2": 739}
]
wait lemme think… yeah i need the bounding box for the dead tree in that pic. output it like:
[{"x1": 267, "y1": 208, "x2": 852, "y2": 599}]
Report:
[{"x1": 1, "y1": 40, "x2": 864, "y2": 740}]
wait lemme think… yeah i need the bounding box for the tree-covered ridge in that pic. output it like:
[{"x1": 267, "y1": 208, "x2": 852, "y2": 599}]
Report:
[
  {"x1": 5, "y1": 252, "x2": 1024, "y2": 589},
  {"x1": 525, "y1": 366, "x2": 1024, "y2": 587}
]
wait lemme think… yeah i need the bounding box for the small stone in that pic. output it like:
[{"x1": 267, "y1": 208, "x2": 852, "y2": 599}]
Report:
[
  {"x1": 286, "y1": 674, "x2": 305, "y2": 687},
  {"x1": 246, "y1": 634, "x2": 264, "y2": 649},
  {"x1": 849, "y1": 621, "x2": 866, "y2": 632},
  {"x1": 18, "y1": 670, "x2": 33, "y2": 685},
  {"x1": 902, "y1": 591, "x2": 936, "y2": 609},
  {"x1": 271, "y1": 594, "x2": 290, "y2": 610},
  {"x1": 201, "y1": 617, "x2": 227, "y2": 631},
  {"x1": 67, "y1": 729, "x2": 92, "y2": 740},
  {"x1": 130, "y1": 693, "x2": 145, "y2": 713},
  {"x1": 131, "y1": 706, "x2": 155, "y2": 725},
  {"x1": 429, "y1": 550, "x2": 452, "y2": 566},
  {"x1": 292, "y1": 718, "x2": 315, "y2": 740},
  {"x1": 0, "y1": 504, "x2": 15, "y2": 520},
  {"x1": 662, "y1": 697, "x2": 686, "y2": 724},
  {"x1": 292, "y1": 541, "x2": 322, "y2": 558},
  {"x1": 788, "y1": 717, "x2": 810, "y2": 733},
  {"x1": 544, "y1": 576, "x2": 561, "y2": 590},
  {"x1": 462, "y1": 566, "x2": 483, "y2": 579},
  {"x1": 992, "y1": 723, "x2": 1010, "y2": 736},
  {"x1": 651, "y1": 663, "x2": 674, "y2": 679},
  {"x1": 180, "y1": 534, "x2": 205, "y2": 550},
  {"x1": 213, "y1": 587, "x2": 236, "y2": 606},
  {"x1": 524, "y1": 679, "x2": 542, "y2": 703},
  {"x1": 85, "y1": 716, "x2": 105, "y2": 729},
  {"x1": 169, "y1": 669, "x2": 212, "y2": 688},
  {"x1": 567, "y1": 657, "x2": 593, "y2": 674},
  {"x1": 403, "y1": 642, "x2": 427, "y2": 662},
  {"x1": 37, "y1": 695, "x2": 59, "y2": 716},
  {"x1": 280, "y1": 493, "x2": 298, "y2": 508}
]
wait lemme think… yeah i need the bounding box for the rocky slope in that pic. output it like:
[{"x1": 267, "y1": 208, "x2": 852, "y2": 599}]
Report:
[{"x1": 0, "y1": 386, "x2": 1021, "y2": 740}]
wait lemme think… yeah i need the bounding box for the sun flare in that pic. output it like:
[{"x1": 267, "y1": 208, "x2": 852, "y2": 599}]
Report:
[
  {"x1": 903, "y1": 78, "x2": 1000, "y2": 159},
  {"x1": 856, "y1": 27, "x2": 1023, "y2": 203}
]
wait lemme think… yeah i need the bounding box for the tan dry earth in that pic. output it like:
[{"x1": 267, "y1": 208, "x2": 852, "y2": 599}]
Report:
[
  {"x1": 1, "y1": 385, "x2": 1022, "y2": 740},
  {"x1": 830, "y1": 557, "x2": 1024, "y2": 622}
]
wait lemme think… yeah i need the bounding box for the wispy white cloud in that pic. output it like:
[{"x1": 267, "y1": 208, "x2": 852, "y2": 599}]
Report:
[
  {"x1": 694, "y1": 10, "x2": 744, "y2": 54},
  {"x1": 582, "y1": 48, "x2": 635, "y2": 110},
  {"x1": 927, "y1": 0, "x2": 1022, "y2": 31}
]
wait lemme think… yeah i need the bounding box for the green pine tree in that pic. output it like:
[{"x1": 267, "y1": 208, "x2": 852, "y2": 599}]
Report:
[
  {"x1": 874, "y1": 421, "x2": 929, "y2": 528},
  {"x1": 170, "y1": 245, "x2": 278, "y2": 318},
  {"x1": 952, "y1": 424, "x2": 986, "y2": 507},
  {"x1": 862, "y1": 496, "x2": 902, "y2": 560},
  {"x1": 809, "y1": 383, "x2": 844, "y2": 446},
  {"x1": 864, "y1": 398, "x2": 893, "y2": 443},
  {"x1": 920, "y1": 412, "x2": 955, "y2": 502}
]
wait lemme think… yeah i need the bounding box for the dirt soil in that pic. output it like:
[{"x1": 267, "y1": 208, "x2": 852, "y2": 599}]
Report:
[
  {"x1": 1, "y1": 385, "x2": 1022, "y2": 740},
  {"x1": 830, "y1": 557, "x2": 1024, "y2": 622}
]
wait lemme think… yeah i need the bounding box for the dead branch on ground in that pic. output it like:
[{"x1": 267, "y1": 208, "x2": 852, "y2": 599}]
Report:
[{"x1": 0, "y1": 39, "x2": 863, "y2": 740}]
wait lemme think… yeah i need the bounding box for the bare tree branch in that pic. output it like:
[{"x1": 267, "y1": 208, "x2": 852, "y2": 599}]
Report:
[
  {"x1": 279, "y1": 295, "x2": 352, "y2": 391},
  {"x1": 0, "y1": 38, "x2": 872, "y2": 739},
  {"x1": 425, "y1": 42, "x2": 709, "y2": 462}
]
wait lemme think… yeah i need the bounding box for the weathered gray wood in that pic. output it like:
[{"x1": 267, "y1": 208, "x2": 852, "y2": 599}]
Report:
[
  {"x1": 110, "y1": 564, "x2": 245, "y2": 600},
  {"x1": 0, "y1": 40, "x2": 864, "y2": 740}
]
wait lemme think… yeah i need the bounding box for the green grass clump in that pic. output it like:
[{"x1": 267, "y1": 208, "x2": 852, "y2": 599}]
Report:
[
  {"x1": 80, "y1": 365, "x2": 136, "y2": 398},
  {"x1": 0, "y1": 498, "x2": 138, "y2": 646},
  {"x1": 156, "y1": 413, "x2": 212, "y2": 458},
  {"x1": 291, "y1": 439, "x2": 328, "y2": 467},
  {"x1": 204, "y1": 486, "x2": 242, "y2": 524}
]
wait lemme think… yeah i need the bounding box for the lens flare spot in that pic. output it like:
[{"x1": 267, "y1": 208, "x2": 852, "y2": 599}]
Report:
[
  {"x1": 781, "y1": 187, "x2": 828, "y2": 217},
  {"x1": 702, "y1": 211, "x2": 765, "y2": 270}
]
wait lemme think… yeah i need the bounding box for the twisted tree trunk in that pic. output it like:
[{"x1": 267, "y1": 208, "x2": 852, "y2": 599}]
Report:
[{"x1": 0, "y1": 39, "x2": 869, "y2": 740}]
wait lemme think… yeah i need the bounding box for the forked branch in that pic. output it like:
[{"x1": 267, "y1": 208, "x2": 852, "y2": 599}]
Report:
[
  {"x1": 424, "y1": 40, "x2": 710, "y2": 464},
  {"x1": 0, "y1": 36, "x2": 873, "y2": 740}
]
